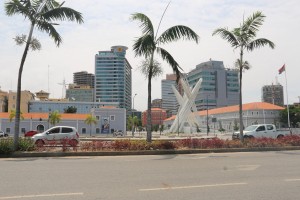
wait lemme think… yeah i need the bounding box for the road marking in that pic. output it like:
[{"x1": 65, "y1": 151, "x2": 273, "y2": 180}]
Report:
[
  {"x1": 285, "y1": 179, "x2": 300, "y2": 182},
  {"x1": 236, "y1": 165, "x2": 260, "y2": 171},
  {"x1": 139, "y1": 182, "x2": 247, "y2": 192},
  {"x1": 0, "y1": 192, "x2": 84, "y2": 199}
]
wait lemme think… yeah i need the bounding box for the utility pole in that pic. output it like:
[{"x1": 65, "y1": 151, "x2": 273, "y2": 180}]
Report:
[
  {"x1": 206, "y1": 95, "x2": 209, "y2": 136},
  {"x1": 132, "y1": 93, "x2": 137, "y2": 137}
]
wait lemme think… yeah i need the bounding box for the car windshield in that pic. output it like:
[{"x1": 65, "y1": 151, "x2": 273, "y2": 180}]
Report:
[{"x1": 244, "y1": 125, "x2": 259, "y2": 131}]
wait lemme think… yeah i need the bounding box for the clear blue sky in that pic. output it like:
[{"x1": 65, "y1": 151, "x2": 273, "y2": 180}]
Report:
[{"x1": 0, "y1": 0, "x2": 299, "y2": 111}]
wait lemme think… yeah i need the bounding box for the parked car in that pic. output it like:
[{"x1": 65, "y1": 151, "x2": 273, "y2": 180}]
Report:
[
  {"x1": 24, "y1": 130, "x2": 39, "y2": 137},
  {"x1": 113, "y1": 130, "x2": 124, "y2": 137},
  {"x1": 232, "y1": 124, "x2": 291, "y2": 139},
  {"x1": 32, "y1": 126, "x2": 79, "y2": 146},
  {"x1": 0, "y1": 130, "x2": 8, "y2": 137}
]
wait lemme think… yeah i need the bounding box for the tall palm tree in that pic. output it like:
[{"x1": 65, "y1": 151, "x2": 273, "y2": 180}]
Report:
[
  {"x1": 48, "y1": 110, "x2": 61, "y2": 126},
  {"x1": 5, "y1": 0, "x2": 83, "y2": 150},
  {"x1": 131, "y1": 6, "x2": 199, "y2": 142},
  {"x1": 212, "y1": 11, "x2": 274, "y2": 141},
  {"x1": 84, "y1": 114, "x2": 97, "y2": 136}
]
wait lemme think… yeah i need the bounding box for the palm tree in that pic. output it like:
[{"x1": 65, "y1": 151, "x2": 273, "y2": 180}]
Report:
[
  {"x1": 9, "y1": 109, "x2": 24, "y2": 122},
  {"x1": 48, "y1": 110, "x2": 61, "y2": 126},
  {"x1": 84, "y1": 114, "x2": 97, "y2": 136},
  {"x1": 131, "y1": 6, "x2": 199, "y2": 142},
  {"x1": 5, "y1": 0, "x2": 83, "y2": 150},
  {"x1": 212, "y1": 11, "x2": 274, "y2": 141}
]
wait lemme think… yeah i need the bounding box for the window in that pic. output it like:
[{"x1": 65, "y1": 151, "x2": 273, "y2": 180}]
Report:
[
  {"x1": 49, "y1": 128, "x2": 60, "y2": 134},
  {"x1": 110, "y1": 115, "x2": 115, "y2": 121},
  {"x1": 62, "y1": 127, "x2": 73, "y2": 133},
  {"x1": 82, "y1": 128, "x2": 86, "y2": 134},
  {"x1": 21, "y1": 128, "x2": 26, "y2": 133},
  {"x1": 96, "y1": 116, "x2": 100, "y2": 120},
  {"x1": 6, "y1": 128, "x2": 10, "y2": 133},
  {"x1": 257, "y1": 126, "x2": 265, "y2": 131},
  {"x1": 96, "y1": 128, "x2": 100, "y2": 134},
  {"x1": 267, "y1": 125, "x2": 274, "y2": 130}
]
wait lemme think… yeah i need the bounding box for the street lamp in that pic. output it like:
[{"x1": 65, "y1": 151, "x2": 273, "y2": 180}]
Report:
[
  {"x1": 206, "y1": 95, "x2": 209, "y2": 136},
  {"x1": 132, "y1": 93, "x2": 137, "y2": 137}
]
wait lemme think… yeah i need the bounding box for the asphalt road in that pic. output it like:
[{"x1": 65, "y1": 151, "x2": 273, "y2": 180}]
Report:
[{"x1": 1, "y1": 151, "x2": 300, "y2": 200}]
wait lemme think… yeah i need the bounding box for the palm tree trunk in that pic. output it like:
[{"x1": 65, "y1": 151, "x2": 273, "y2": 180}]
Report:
[
  {"x1": 239, "y1": 49, "x2": 244, "y2": 142},
  {"x1": 146, "y1": 53, "x2": 154, "y2": 143},
  {"x1": 13, "y1": 23, "x2": 35, "y2": 151}
]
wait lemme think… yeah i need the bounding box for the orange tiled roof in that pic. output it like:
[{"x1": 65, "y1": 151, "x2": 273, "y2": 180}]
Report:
[{"x1": 0, "y1": 112, "x2": 89, "y2": 120}]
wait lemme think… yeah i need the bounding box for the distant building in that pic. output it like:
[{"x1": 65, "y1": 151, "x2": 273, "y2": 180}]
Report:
[
  {"x1": 151, "y1": 99, "x2": 162, "y2": 108},
  {"x1": 8, "y1": 90, "x2": 35, "y2": 113},
  {"x1": 66, "y1": 84, "x2": 94, "y2": 102},
  {"x1": 142, "y1": 108, "x2": 167, "y2": 126},
  {"x1": 186, "y1": 60, "x2": 239, "y2": 111},
  {"x1": 262, "y1": 83, "x2": 284, "y2": 106},
  {"x1": 73, "y1": 71, "x2": 95, "y2": 88},
  {"x1": 95, "y1": 46, "x2": 132, "y2": 110},
  {"x1": 0, "y1": 89, "x2": 8, "y2": 112},
  {"x1": 35, "y1": 90, "x2": 50, "y2": 101},
  {"x1": 161, "y1": 74, "x2": 183, "y2": 115}
]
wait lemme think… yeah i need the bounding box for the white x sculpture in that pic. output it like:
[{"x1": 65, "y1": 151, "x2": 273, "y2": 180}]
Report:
[{"x1": 168, "y1": 77, "x2": 202, "y2": 133}]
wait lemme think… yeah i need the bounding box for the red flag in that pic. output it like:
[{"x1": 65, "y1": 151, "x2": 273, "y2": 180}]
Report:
[{"x1": 278, "y1": 64, "x2": 285, "y2": 74}]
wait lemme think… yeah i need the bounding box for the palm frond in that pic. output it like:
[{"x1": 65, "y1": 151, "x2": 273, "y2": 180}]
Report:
[
  {"x1": 35, "y1": 20, "x2": 62, "y2": 46},
  {"x1": 156, "y1": 47, "x2": 182, "y2": 82},
  {"x1": 132, "y1": 34, "x2": 155, "y2": 57},
  {"x1": 131, "y1": 13, "x2": 154, "y2": 36},
  {"x1": 42, "y1": 7, "x2": 83, "y2": 24},
  {"x1": 234, "y1": 59, "x2": 251, "y2": 71},
  {"x1": 157, "y1": 25, "x2": 199, "y2": 45},
  {"x1": 247, "y1": 38, "x2": 275, "y2": 51},
  {"x1": 212, "y1": 28, "x2": 239, "y2": 48},
  {"x1": 5, "y1": 0, "x2": 32, "y2": 17},
  {"x1": 242, "y1": 11, "x2": 265, "y2": 36},
  {"x1": 139, "y1": 59, "x2": 163, "y2": 79}
]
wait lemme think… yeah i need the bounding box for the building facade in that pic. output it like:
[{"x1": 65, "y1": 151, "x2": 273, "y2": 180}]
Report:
[
  {"x1": 151, "y1": 99, "x2": 163, "y2": 108},
  {"x1": 73, "y1": 71, "x2": 95, "y2": 88},
  {"x1": 0, "y1": 89, "x2": 8, "y2": 112},
  {"x1": 8, "y1": 90, "x2": 35, "y2": 113},
  {"x1": 142, "y1": 108, "x2": 167, "y2": 126},
  {"x1": 0, "y1": 107, "x2": 126, "y2": 135},
  {"x1": 95, "y1": 46, "x2": 132, "y2": 110},
  {"x1": 262, "y1": 83, "x2": 284, "y2": 106},
  {"x1": 186, "y1": 60, "x2": 239, "y2": 111},
  {"x1": 66, "y1": 84, "x2": 94, "y2": 102},
  {"x1": 161, "y1": 74, "x2": 183, "y2": 115}
]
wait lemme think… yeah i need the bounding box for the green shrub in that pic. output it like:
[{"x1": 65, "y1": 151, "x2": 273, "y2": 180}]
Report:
[
  {"x1": 18, "y1": 138, "x2": 36, "y2": 151},
  {"x1": 0, "y1": 138, "x2": 14, "y2": 154}
]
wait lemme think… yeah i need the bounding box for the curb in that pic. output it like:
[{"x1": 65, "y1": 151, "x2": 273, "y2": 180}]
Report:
[{"x1": 1, "y1": 146, "x2": 300, "y2": 158}]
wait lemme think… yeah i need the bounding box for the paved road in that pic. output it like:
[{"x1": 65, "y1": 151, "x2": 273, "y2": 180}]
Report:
[{"x1": 1, "y1": 151, "x2": 300, "y2": 200}]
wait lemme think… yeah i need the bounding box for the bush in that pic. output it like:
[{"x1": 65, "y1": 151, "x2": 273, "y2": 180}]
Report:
[
  {"x1": 0, "y1": 138, "x2": 14, "y2": 154},
  {"x1": 18, "y1": 138, "x2": 36, "y2": 151}
]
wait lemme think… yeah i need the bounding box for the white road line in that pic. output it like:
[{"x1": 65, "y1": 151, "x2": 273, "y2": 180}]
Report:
[
  {"x1": 0, "y1": 192, "x2": 84, "y2": 199},
  {"x1": 285, "y1": 179, "x2": 300, "y2": 182},
  {"x1": 139, "y1": 182, "x2": 247, "y2": 192}
]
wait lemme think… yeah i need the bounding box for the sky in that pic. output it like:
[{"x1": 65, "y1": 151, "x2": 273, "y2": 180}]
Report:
[{"x1": 0, "y1": 0, "x2": 299, "y2": 112}]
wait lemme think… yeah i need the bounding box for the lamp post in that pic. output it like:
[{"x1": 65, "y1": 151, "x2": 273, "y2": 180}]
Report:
[{"x1": 132, "y1": 93, "x2": 137, "y2": 137}]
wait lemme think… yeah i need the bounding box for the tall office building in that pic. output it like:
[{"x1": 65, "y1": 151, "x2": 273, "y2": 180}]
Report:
[
  {"x1": 66, "y1": 84, "x2": 94, "y2": 102},
  {"x1": 73, "y1": 71, "x2": 95, "y2": 88},
  {"x1": 161, "y1": 74, "x2": 183, "y2": 116},
  {"x1": 186, "y1": 60, "x2": 239, "y2": 110},
  {"x1": 95, "y1": 46, "x2": 132, "y2": 110},
  {"x1": 262, "y1": 83, "x2": 284, "y2": 106}
]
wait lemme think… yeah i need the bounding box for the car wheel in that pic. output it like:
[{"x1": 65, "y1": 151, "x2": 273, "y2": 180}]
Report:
[
  {"x1": 277, "y1": 135, "x2": 284, "y2": 139},
  {"x1": 35, "y1": 139, "x2": 44, "y2": 147}
]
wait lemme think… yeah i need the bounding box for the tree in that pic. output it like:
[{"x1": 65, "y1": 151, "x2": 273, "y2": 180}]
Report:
[
  {"x1": 64, "y1": 106, "x2": 77, "y2": 113},
  {"x1": 84, "y1": 114, "x2": 97, "y2": 136},
  {"x1": 280, "y1": 106, "x2": 300, "y2": 128},
  {"x1": 5, "y1": 0, "x2": 83, "y2": 150},
  {"x1": 48, "y1": 110, "x2": 61, "y2": 126},
  {"x1": 212, "y1": 11, "x2": 274, "y2": 141},
  {"x1": 9, "y1": 109, "x2": 24, "y2": 122},
  {"x1": 131, "y1": 5, "x2": 199, "y2": 142}
]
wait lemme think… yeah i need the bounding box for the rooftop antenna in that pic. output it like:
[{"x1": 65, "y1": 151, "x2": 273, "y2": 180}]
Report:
[{"x1": 58, "y1": 78, "x2": 70, "y2": 99}]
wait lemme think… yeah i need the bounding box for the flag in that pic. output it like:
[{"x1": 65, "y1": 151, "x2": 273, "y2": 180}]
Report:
[{"x1": 278, "y1": 64, "x2": 285, "y2": 74}]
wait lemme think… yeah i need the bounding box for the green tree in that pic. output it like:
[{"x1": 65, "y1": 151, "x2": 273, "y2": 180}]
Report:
[
  {"x1": 48, "y1": 110, "x2": 61, "y2": 126},
  {"x1": 9, "y1": 109, "x2": 24, "y2": 122},
  {"x1": 5, "y1": 0, "x2": 83, "y2": 150},
  {"x1": 212, "y1": 11, "x2": 274, "y2": 141},
  {"x1": 280, "y1": 106, "x2": 300, "y2": 128},
  {"x1": 84, "y1": 114, "x2": 97, "y2": 136},
  {"x1": 64, "y1": 106, "x2": 77, "y2": 113},
  {"x1": 131, "y1": 6, "x2": 199, "y2": 142}
]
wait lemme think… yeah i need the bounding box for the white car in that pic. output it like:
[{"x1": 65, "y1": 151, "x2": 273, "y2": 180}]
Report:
[
  {"x1": 0, "y1": 130, "x2": 8, "y2": 137},
  {"x1": 32, "y1": 126, "x2": 79, "y2": 146}
]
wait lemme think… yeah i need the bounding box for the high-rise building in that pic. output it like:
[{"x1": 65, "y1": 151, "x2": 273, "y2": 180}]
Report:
[
  {"x1": 151, "y1": 99, "x2": 162, "y2": 108},
  {"x1": 66, "y1": 84, "x2": 94, "y2": 102},
  {"x1": 95, "y1": 46, "x2": 132, "y2": 110},
  {"x1": 161, "y1": 74, "x2": 183, "y2": 116},
  {"x1": 186, "y1": 60, "x2": 239, "y2": 110},
  {"x1": 73, "y1": 71, "x2": 95, "y2": 88},
  {"x1": 262, "y1": 83, "x2": 284, "y2": 106}
]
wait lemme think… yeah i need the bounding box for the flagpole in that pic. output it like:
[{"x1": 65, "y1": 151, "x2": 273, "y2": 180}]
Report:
[{"x1": 284, "y1": 66, "x2": 291, "y2": 129}]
